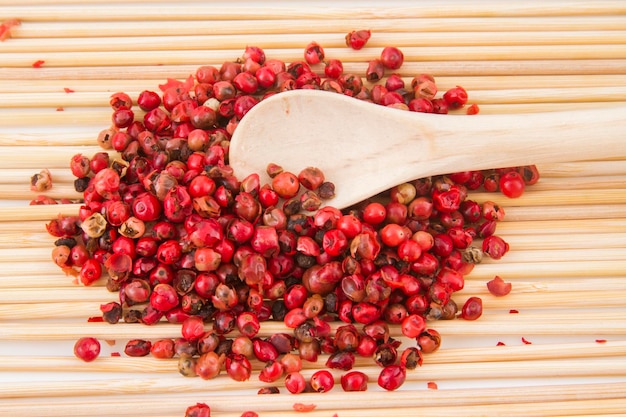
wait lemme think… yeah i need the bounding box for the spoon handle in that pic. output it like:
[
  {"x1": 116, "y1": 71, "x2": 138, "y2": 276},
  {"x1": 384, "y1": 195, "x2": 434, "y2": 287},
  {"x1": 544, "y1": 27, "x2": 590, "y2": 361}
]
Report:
[{"x1": 422, "y1": 106, "x2": 626, "y2": 175}]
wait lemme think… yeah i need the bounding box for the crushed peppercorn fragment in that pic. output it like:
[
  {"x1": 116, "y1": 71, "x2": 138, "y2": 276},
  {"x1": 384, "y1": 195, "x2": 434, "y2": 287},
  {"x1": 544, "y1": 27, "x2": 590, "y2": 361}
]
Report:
[
  {"x1": 0, "y1": 18, "x2": 20, "y2": 41},
  {"x1": 293, "y1": 403, "x2": 317, "y2": 412},
  {"x1": 487, "y1": 275, "x2": 512, "y2": 296}
]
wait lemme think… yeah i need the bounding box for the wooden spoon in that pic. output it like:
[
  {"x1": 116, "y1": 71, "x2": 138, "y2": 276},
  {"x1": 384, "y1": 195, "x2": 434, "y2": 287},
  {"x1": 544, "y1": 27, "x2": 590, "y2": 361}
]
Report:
[{"x1": 229, "y1": 89, "x2": 626, "y2": 209}]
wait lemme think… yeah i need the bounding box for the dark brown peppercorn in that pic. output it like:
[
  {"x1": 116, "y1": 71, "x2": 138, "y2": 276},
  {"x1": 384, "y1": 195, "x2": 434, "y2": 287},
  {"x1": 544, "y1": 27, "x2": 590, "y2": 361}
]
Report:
[{"x1": 74, "y1": 177, "x2": 91, "y2": 192}]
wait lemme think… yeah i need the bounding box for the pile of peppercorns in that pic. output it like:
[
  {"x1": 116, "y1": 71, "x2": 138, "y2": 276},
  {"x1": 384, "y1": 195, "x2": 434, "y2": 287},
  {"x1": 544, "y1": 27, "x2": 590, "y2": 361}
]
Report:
[{"x1": 42, "y1": 32, "x2": 534, "y2": 411}]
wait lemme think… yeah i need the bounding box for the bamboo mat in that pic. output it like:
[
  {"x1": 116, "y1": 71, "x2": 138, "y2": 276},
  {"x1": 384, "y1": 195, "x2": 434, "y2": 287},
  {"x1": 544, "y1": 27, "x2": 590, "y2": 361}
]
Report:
[{"x1": 1, "y1": 1, "x2": 626, "y2": 416}]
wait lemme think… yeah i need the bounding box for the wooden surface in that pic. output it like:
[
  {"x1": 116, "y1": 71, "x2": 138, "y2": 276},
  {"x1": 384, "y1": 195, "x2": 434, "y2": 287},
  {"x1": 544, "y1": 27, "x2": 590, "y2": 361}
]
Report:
[{"x1": 1, "y1": 1, "x2": 626, "y2": 416}]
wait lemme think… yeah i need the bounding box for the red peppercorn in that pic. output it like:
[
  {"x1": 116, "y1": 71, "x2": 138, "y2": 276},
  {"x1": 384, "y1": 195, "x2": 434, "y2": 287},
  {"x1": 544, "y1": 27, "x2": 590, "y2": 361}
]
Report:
[
  {"x1": 400, "y1": 313, "x2": 426, "y2": 338},
  {"x1": 443, "y1": 86, "x2": 469, "y2": 109},
  {"x1": 132, "y1": 192, "x2": 162, "y2": 222},
  {"x1": 345, "y1": 29, "x2": 371, "y2": 50},
  {"x1": 366, "y1": 59, "x2": 385, "y2": 82},
  {"x1": 112, "y1": 108, "x2": 134, "y2": 129},
  {"x1": 271, "y1": 171, "x2": 300, "y2": 199},
  {"x1": 236, "y1": 311, "x2": 260, "y2": 338},
  {"x1": 461, "y1": 296, "x2": 483, "y2": 320},
  {"x1": 74, "y1": 337, "x2": 101, "y2": 362},
  {"x1": 432, "y1": 98, "x2": 449, "y2": 114},
  {"x1": 499, "y1": 170, "x2": 526, "y2": 198},
  {"x1": 340, "y1": 370, "x2": 369, "y2": 391},
  {"x1": 185, "y1": 403, "x2": 210, "y2": 417},
  {"x1": 380, "y1": 223, "x2": 410, "y2": 247},
  {"x1": 482, "y1": 235, "x2": 510, "y2": 260},
  {"x1": 150, "y1": 338, "x2": 175, "y2": 359},
  {"x1": 304, "y1": 41, "x2": 325, "y2": 65},
  {"x1": 79, "y1": 259, "x2": 102, "y2": 286},
  {"x1": 280, "y1": 353, "x2": 303, "y2": 373},
  {"x1": 378, "y1": 364, "x2": 406, "y2": 391},
  {"x1": 252, "y1": 338, "x2": 279, "y2": 362},
  {"x1": 181, "y1": 315, "x2": 206, "y2": 341},
  {"x1": 362, "y1": 202, "x2": 386, "y2": 225},
  {"x1": 518, "y1": 165, "x2": 540, "y2": 185},
  {"x1": 195, "y1": 351, "x2": 224, "y2": 380},
  {"x1": 259, "y1": 360, "x2": 285, "y2": 383},
  {"x1": 380, "y1": 46, "x2": 404, "y2": 70},
  {"x1": 225, "y1": 353, "x2": 252, "y2": 381},
  {"x1": 322, "y1": 229, "x2": 348, "y2": 257},
  {"x1": 310, "y1": 369, "x2": 335, "y2": 393},
  {"x1": 284, "y1": 371, "x2": 307, "y2": 394},
  {"x1": 324, "y1": 59, "x2": 344, "y2": 79},
  {"x1": 417, "y1": 329, "x2": 442, "y2": 354},
  {"x1": 124, "y1": 339, "x2": 152, "y2": 357},
  {"x1": 255, "y1": 66, "x2": 276, "y2": 89}
]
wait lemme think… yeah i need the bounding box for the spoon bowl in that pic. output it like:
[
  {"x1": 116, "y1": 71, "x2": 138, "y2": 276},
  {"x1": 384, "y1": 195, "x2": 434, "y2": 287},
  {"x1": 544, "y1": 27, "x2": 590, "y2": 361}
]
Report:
[{"x1": 229, "y1": 89, "x2": 626, "y2": 209}]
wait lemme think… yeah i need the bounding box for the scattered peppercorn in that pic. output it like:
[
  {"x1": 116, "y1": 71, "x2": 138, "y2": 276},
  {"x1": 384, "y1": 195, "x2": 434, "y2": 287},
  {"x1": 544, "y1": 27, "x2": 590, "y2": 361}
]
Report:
[{"x1": 30, "y1": 169, "x2": 53, "y2": 192}]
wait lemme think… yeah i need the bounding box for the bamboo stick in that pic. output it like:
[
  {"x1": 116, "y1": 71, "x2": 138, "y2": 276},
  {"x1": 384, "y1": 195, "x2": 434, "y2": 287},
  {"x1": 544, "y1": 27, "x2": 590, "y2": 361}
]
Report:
[
  {"x1": 3, "y1": 399, "x2": 626, "y2": 417},
  {"x1": 3, "y1": 162, "x2": 626, "y2": 187},
  {"x1": 1, "y1": 397, "x2": 625, "y2": 417},
  {"x1": 2, "y1": 340, "x2": 624, "y2": 374},
  {"x1": 1, "y1": 102, "x2": 623, "y2": 128},
  {"x1": 1, "y1": 288, "x2": 624, "y2": 321},
  {"x1": 6, "y1": 230, "x2": 626, "y2": 257},
  {"x1": 0, "y1": 146, "x2": 112, "y2": 168},
  {"x1": 497, "y1": 218, "x2": 626, "y2": 235},
  {"x1": 2, "y1": 60, "x2": 625, "y2": 84},
  {"x1": 8, "y1": 16, "x2": 626, "y2": 38},
  {"x1": 2, "y1": 356, "x2": 626, "y2": 400},
  {"x1": 0, "y1": 201, "x2": 624, "y2": 225},
  {"x1": 3, "y1": 86, "x2": 626, "y2": 109},
  {"x1": 3, "y1": 217, "x2": 625, "y2": 247},
  {"x1": 4, "y1": 244, "x2": 626, "y2": 267},
  {"x1": 460, "y1": 260, "x2": 626, "y2": 279},
  {"x1": 0, "y1": 130, "x2": 109, "y2": 146},
  {"x1": 502, "y1": 204, "x2": 626, "y2": 221},
  {"x1": 1, "y1": 310, "x2": 625, "y2": 341},
  {"x1": 1, "y1": 256, "x2": 624, "y2": 280},
  {"x1": 2, "y1": 216, "x2": 625, "y2": 239},
  {"x1": 2, "y1": 74, "x2": 626, "y2": 95},
  {"x1": 0, "y1": 108, "x2": 112, "y2": 127},
  {"x1": 6, "y1": 31, "x2": 626, "y2": 55},
  {"x1": 1, "y1": 266, "x2": 624, "y2": 294},
  {"x1": 539, "y1": 160, "x2": 626, "y2": 177},
  {"x1": 0, "y1": 184, "x2": 81, "y2": 200},
  {"x1": 486, "y1": 233, "x2": 626, "y2": 251},
  {"x1": 0, "y1": 204, "x2": 80, "y2": 221},
  {"x1": 4, "y1": 168, "x2": 626, "y2": 205},
  {"x1": 5, "y1": 274, "x2": 626, "y2": 305},
  {"x1": 0, "y1": 168, "x2": 77, "y2": 184},
  {"x1": 0, "y1": 232, "x2": 57, "y2": 249},
  {"x1": 4, "y1": 45, "x2": 626, "y2": 69},
  {"x1": 5, "y1": 174, "x2": 626, "y2": 201},
  {"x1": 468, "y1": 189, "x2": 626, "y2": 207},
  {"x1": 2, "y1": 215, "x2": 610, "y2": 237},
  {"x1": 3, "y1": 1, "x2": 626, "y2": 21}
]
